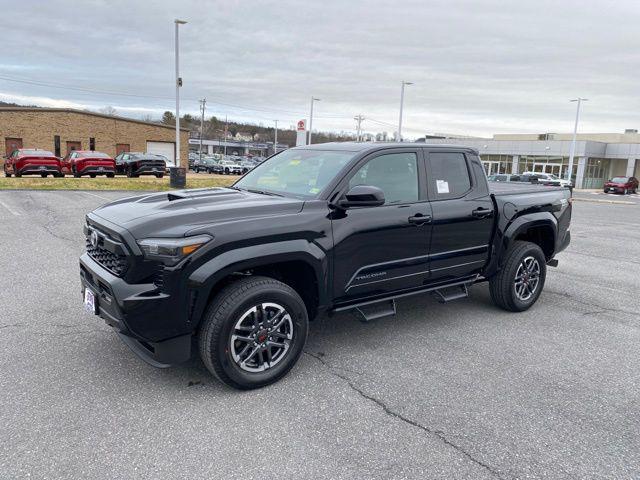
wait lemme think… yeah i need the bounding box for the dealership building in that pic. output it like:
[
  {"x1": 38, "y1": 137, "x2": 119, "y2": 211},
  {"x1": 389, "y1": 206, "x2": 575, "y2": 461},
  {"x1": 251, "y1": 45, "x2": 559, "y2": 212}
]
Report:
[
  {"x1": 428, "y1": 130, "x2": 640, "y2": 189},
  {"x1": 0, "y1": 107, "x2": 188, "y2": 166}
]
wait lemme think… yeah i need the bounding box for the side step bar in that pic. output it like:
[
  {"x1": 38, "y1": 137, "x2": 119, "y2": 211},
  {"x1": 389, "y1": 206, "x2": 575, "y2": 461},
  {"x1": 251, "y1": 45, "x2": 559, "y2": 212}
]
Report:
[
  {"x1": 432, "y1": 284, "x2": 469, "y2": 304},
  {"x1": 332, "y1": 275, "x2": 479, "y2": 322},
  {"x1": 354, "y1": 300, "x2": 396, "y2": 323}
]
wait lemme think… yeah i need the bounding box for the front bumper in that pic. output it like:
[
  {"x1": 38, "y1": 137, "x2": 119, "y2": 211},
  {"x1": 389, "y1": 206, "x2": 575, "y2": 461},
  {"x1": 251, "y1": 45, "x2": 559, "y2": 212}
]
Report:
[{"x1": 79, "y1": 253, "x2": 191, "y2": 366}]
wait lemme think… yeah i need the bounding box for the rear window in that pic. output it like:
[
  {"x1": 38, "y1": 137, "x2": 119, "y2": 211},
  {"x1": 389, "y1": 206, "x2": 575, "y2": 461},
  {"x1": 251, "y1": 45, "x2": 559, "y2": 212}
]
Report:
[
  {"x1": 428, "y1": 152, "x2": 471, "y2": 198},
  {"x1": 80, "y1": 152, "x2": 110, "y2": 158},
  {"x1": 19, "y1": 149, "x2": 54, "y2": 156}
]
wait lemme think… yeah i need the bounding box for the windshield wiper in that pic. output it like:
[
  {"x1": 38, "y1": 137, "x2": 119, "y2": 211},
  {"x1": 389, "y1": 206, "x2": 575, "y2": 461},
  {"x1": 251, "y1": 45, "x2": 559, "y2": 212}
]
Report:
[{"x1": 244, "y1": 188, "x2": 284, "y2": 197}]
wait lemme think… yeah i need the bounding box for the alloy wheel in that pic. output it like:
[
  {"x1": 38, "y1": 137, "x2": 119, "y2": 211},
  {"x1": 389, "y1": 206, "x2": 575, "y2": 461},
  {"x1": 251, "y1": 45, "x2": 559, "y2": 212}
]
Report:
[
  {"x1": 229, "y1": 302, "x2": 293, "y2": 373},
  {"x1": 514, "y1": 256, "x2": 541, "y2": 301}
]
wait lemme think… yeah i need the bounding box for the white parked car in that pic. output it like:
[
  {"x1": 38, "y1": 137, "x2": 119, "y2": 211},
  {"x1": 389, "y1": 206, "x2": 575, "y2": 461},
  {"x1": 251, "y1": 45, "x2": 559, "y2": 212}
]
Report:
[{"x1": 522, "y1": 171, "x2": 572, "y2": 187}]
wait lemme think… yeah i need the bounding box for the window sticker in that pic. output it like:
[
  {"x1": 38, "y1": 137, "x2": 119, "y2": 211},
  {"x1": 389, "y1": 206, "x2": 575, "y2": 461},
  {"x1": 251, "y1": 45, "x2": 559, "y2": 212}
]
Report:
[{"x1": 436, "y1": 179, "x2": 450, "y2": 194}]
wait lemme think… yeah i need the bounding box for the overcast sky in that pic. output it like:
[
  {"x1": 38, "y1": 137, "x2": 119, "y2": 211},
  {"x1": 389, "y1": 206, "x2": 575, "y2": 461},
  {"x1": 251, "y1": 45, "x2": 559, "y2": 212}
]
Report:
[{"x1": 1, "y1": 0, "x2": 639, "y2": 138}]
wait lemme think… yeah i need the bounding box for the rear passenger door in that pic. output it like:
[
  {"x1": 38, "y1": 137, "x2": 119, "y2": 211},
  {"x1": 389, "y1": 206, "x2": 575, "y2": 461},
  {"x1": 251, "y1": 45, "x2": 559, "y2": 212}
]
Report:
[{"x1": 425, "y1": 150, "x2": 495, "y2": 282}]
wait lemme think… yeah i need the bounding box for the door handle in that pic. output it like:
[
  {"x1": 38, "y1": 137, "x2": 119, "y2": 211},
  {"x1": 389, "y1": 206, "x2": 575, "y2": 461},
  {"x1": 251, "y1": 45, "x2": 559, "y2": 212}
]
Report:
[
  {"x1": 408, "y1": 214, "x2": 432, "y2": 225},
  {"x1": 472, "y1": 207, "x2": 493, "y2": 218}
]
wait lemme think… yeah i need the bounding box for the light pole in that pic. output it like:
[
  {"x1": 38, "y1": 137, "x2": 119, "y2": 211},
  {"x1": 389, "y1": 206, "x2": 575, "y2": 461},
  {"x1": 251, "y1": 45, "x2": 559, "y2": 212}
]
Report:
[
  {"x1": 199, "y1": 98, "x2": 206, "y2": 162},
  {"x1": 273, "y1": 119, "x2": 278, "y2": 154},
  {"x1": 566, "y1": 98, "x2": 588, "y2": 184},
  {"x1": 354, "y1": 114, "x2": 364, "y2": 142},
  {"x1": 308, "y1": 96, "x2": 320, "y2": 145},
  {"x1": 174, "y1": 19, "x2": 187, "y2": 169},
  {"x1": 397, "y1": 81, "x2": 413, "y2": 142}
]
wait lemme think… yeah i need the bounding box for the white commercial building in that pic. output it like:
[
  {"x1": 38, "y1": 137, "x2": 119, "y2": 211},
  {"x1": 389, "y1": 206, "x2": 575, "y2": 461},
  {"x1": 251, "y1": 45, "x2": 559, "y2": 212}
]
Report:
[{"x1": 426, "y1": 131, "x2": 640, "y2": 189}]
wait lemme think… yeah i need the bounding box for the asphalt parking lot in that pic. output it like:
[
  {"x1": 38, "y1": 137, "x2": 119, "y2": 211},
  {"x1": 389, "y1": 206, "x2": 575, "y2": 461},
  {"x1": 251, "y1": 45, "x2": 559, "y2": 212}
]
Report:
[{"x1": 1, "y1": 190, "x2": 638, "y2": 479}]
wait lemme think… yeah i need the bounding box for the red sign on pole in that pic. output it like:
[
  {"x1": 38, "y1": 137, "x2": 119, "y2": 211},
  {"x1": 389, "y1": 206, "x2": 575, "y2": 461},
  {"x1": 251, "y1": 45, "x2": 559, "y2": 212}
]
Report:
[{"x1": 297, "y1": 120, "x2": 306, "y2": 131}]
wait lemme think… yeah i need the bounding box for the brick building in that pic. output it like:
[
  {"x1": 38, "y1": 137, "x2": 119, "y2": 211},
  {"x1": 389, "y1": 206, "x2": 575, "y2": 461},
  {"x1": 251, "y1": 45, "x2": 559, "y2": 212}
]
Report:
[{"x1": 0, "y1": 107, "x2": 189, "y2": 166}]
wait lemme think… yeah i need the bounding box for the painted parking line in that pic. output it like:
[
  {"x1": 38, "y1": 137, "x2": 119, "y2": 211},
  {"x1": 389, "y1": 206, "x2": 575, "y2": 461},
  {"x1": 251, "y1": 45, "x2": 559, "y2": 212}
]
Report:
[
  {"x1": 79, "y1": 191, "x2": 112, "y2": 201},
  {"x1": 0, "y1": 198, "x2": 21, "y2": 216}
]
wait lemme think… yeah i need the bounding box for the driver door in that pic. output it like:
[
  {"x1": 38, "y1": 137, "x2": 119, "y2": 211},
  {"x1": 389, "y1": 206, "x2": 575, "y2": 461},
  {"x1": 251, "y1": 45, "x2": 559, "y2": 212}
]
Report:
[{"x1": 330, "y1": 148, "x2": 432, "y2": 303}]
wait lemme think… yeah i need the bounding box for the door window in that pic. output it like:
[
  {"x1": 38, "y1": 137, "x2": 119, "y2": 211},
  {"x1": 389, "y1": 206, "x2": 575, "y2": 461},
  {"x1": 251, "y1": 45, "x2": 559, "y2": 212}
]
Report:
[
  {"x1": 349, "y1": 152, "x2": 419, "y2": 205},
  {"x1": 428, "y1": 152, "x2": 471, "y2": 199}
]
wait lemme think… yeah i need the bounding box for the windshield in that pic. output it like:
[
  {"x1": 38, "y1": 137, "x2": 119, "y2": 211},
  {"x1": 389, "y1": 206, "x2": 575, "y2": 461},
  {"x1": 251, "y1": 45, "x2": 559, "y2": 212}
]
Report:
[
  {"x1": 611, "y1": 177, "x2": 628, "y2": 183},
  {"x1": 234, "y1": 149, "x2": 355, "y2": 198}
]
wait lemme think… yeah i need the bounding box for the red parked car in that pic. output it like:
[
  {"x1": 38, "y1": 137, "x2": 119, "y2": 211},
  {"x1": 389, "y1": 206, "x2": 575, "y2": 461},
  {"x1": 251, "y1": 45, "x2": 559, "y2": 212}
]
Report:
[
  {"x1": 62, "y1": 150, "x2": 116, "y2": 178},
  {"x1": 3, "y1": 149, "x2": 63, "y2": 177},
  {"x1": 603, "y1": 176, "x2": 638, "y2": 195}
]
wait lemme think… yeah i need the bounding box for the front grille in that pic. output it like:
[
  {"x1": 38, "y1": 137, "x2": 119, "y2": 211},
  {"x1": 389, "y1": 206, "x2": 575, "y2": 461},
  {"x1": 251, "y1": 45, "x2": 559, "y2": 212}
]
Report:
[{"x1": 86, "y1": 238, "x2": 128, "y2": 276}]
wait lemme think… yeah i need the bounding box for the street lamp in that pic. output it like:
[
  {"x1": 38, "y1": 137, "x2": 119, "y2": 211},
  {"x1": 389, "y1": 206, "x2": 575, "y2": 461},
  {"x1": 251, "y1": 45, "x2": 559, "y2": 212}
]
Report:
[
  {"x1": 174, "y1": 19, "x2": 187, "y2": 170},
  {"x1": 273, "y1": 119, "x2": 278, "y2": 154},
  {"x1": 398, "y1": 81, "x2": 413, "y2": 142},
  {"x1": 308, "y1": 97, "x2": 320, "y2": 145},
  {"x1": 566, "y1": 98, "x2": 588, "y2": 184}
]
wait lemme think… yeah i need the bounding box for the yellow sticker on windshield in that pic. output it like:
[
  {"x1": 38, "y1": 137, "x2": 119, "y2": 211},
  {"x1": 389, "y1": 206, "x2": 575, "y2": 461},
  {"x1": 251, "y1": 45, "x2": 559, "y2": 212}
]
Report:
[
  {"x1": 309, "y1": 187, "x2": 320, "y2": 194},
  {"x1": 289, "y1": 160, "x2": 301, "y2": 165}
]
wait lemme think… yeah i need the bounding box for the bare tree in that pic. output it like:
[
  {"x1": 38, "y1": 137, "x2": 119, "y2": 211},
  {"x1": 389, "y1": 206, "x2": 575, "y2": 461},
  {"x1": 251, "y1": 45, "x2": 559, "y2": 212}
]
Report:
[{"x1": 99, "y1": 106, "x2": 118, "y2": 116}]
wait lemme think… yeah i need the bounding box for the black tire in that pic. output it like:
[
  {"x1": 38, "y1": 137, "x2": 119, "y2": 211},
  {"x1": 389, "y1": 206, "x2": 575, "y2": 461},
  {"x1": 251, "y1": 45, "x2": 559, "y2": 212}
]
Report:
[
  {"x1": 40, "y1": 173, "x2": 47, "y2": 178},
  {"x1": 155, "y1": 173, "x2": 164, "y2": 178},
  {"x1": 15, "y1": 170, "x2": 21, "y2": 177},
  {"x1": 73, "y1": 167, "x2": 80, "y2": 178},
  {"x1": 489, "y1": 240, "x2": 547, "y2": 312},
  {"x1": 90, "y1": 174, "x2": 96, "y2": 178},
  {"x1": 4, "y1": 171, "x2": 11, "y2": 178},
  {"x1": 224, "y1": 168, "x2": 230, "y2": 175},
  {"x1": 199, "y1": 276, "x2": 309, "y2": 390},
  {"x1": 106, "y1": 173, "x2": 114, "y2": 178}
]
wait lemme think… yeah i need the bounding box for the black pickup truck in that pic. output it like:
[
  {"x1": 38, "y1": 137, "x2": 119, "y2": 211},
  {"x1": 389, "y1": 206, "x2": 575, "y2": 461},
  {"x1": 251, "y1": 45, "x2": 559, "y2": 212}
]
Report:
[{"x1": 80, "y1": 143, "x2": 572, "y2": 389}]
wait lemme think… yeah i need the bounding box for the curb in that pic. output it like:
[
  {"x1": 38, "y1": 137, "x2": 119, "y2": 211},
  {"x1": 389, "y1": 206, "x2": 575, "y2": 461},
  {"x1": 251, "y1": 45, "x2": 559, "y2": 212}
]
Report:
[{"x1": 572, "y1": 197, "x2": 635, "y2": 205}]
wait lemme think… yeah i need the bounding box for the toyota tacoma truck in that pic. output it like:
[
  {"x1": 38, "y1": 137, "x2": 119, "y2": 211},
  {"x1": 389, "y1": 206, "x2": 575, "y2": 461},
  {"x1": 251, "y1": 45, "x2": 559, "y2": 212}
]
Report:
[{"x1": 80, "y1": 143, "x2": 572, "y2": 389}]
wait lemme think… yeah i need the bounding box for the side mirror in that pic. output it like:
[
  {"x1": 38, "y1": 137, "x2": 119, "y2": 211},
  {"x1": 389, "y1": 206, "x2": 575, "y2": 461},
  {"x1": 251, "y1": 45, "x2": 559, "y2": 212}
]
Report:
[{"x1": 338, "y1": 185, "x2": 385, "y2": 208}]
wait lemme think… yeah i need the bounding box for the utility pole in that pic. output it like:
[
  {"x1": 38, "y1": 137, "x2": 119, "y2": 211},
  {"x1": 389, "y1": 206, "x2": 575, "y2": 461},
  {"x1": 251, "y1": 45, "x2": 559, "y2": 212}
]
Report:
[
  {"x1": 199, "y1": 98, "x2": 206, "y2": 162},
  {"x1": 174, "y1": 19, "x2": 187, "y2": 168},
  {"x1": 398, "y1": 80, "x2": 413, "y2": 142},
  {"x1": 223, "y1": 115, "x2": 228, "y2": 157},
  {"x1": 308, "y1": 96, "x2": 320, "y2": 145},
  {"x1": 354, "y1": 114, "x2": 365, "y2": 142},
  {"x1": 273, "y1": 119, "x2": 279, "y2": 155},
  {"x1": 566, "y1": 98, "x2": 588, "y2": 184}
]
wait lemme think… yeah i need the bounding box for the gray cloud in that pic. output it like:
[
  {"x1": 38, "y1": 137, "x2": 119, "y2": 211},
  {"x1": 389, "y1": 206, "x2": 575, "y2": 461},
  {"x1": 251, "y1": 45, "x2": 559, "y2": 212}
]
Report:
[{"x1": 1, "y1": 0, "x2": 639, "y2": 137}]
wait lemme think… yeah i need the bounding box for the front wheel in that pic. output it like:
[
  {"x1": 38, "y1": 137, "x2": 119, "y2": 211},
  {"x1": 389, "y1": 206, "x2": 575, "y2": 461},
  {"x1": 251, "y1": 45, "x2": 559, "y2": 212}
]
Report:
[
  {"x1": 199, "y1": 276, "x2": 308, "y2": 390},
  {"x1": 489, "y1": 241, "x2": 547, "y2": 312}
]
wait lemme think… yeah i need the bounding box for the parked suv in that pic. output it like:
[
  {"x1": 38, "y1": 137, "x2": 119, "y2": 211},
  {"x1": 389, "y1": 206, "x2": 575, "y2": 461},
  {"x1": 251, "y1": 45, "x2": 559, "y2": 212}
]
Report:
[
  {"x1": 3, "y1": 149, "x2": 62, "y2": 177},
  {"x1": 80, "y1": 143, "x2": 572, "y2": 389},
  {"x1": 114, "y1": 152, "x2": 166, "y2": 178},
  {"x1": 193, "y1": 157, "x2": 223, "y2": 174},
  {"x1": 603, "y1": 176, "x2": 638, "y2": 194},
  {"x1": 62, "y1": 150, "x2": 116, "y2": 178}
]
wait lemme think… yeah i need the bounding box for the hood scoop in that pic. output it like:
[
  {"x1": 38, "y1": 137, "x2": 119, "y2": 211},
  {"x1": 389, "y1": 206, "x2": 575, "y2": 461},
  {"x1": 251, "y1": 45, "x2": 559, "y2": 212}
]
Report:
[{"x1": 167, "y1": 192, "x2": 187, "y2": 201}]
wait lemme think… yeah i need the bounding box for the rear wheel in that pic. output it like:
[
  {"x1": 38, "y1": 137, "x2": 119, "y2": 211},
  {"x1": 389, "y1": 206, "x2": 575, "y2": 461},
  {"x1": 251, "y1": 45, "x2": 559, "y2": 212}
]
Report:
[
  {"x1": 40, "y1": 173, "x2": 47, "y2": 178},
  {"x1": 155, "y1": 173, "x2": 163, "y2": 178},
  {"x1": 90, "y1": 174, "x2": 96, "y2": 178},
  {"x1": 4, "y1": 171, "x2": 11, "y2": 178},
  {"x1": 489, "y1": 241, "x2": 546, "y2": 312},
  {"x1": 73, "y1": 167, "x2": 80, "y2": 178},
  {"x1": 106, "y1": 173, "x2": 114, "y2": 178},
  {"x1": 15, "y1": 170, "x2": 21, "y2": 178},
  {"x1": 199, "y1": 276, "x2": 308, "y2": 390}
]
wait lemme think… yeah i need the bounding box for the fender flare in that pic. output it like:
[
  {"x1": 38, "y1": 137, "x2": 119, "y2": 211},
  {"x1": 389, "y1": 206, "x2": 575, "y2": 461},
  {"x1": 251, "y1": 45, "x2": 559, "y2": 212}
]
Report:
[
  {"x1": 187, "y1": 240, "x2": 328, "y2": 325},
  {"x1": 486, "y1": 212, "x2": 558, "y2": 276}
]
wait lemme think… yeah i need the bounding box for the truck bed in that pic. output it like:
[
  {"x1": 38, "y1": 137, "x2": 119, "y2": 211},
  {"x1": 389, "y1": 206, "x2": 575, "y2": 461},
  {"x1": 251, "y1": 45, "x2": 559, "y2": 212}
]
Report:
[{"x1": 488, "y1": 182, "x2": 567, "y2": 195}]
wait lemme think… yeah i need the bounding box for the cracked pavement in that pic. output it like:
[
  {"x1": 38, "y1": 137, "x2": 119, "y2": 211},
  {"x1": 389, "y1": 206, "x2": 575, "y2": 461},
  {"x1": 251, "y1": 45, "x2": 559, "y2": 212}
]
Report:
[{"x1": 1, "y1": 190, "x2": 639, "y2": 479}]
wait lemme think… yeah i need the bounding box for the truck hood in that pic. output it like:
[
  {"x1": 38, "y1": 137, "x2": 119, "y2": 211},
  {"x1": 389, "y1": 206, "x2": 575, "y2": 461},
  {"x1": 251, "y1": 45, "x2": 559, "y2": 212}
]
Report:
[{"x1": 92, "y1": 187, "x2": 305, "y2": 238}]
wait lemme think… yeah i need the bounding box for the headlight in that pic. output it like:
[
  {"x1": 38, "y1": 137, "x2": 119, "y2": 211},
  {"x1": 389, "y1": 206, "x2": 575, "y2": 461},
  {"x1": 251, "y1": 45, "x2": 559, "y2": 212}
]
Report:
[{"x1": 137, "y1": 235, "x2": 212, "y2": 266}]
